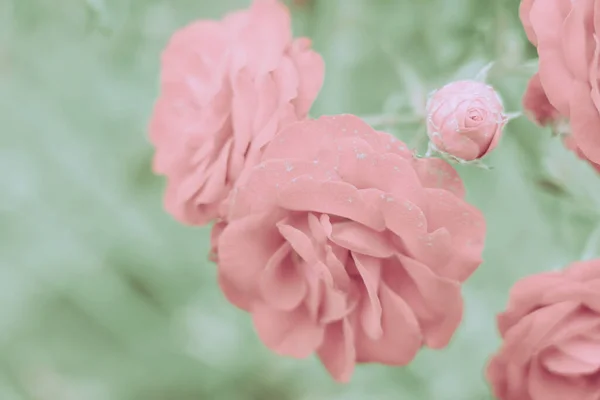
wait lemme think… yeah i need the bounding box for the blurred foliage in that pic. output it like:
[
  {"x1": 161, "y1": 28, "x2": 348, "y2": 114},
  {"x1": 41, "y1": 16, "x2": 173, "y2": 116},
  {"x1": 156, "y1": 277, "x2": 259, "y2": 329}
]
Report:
[{"x1": 1, "y1": 0, "x2": 598, "y2": 399}]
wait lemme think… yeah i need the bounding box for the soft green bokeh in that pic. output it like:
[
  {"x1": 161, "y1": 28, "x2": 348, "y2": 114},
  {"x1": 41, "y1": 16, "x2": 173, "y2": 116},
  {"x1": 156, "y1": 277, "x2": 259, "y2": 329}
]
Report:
[{"x1": 2, "y1": 0, "x2": 598, "y2": 399}]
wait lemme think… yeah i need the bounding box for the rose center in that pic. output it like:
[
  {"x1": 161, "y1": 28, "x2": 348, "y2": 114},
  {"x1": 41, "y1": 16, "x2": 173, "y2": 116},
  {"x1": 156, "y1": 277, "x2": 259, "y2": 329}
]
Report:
[{"x1": 468, "y1": 111, "x2": 483, "y2": 122}]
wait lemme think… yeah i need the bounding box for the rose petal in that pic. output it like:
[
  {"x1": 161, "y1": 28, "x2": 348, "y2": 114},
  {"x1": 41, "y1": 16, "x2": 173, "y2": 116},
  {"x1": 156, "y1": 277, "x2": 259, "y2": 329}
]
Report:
[
  {"x1": 289, "y1": 37, "x2": 326, "y2": 117},
  {"x1": 519, "y1": 0, "x2": 537, "y2": 45},
  {"x1": 529, "y1": 358, "x2": 596, "y2": 400},
  {"x1": 561, "y1": 0, "x2": 596, "y2": 82},
  {"x1": 412, "y1": 157, "x2": 465, "y2": 198},
  {"x1": 498, "y1": 272, "x2": 564, "y2": 335},
  {"x1": 330, "y1": 221, "x2": 395, "y2": 258},
  {"x1": 354, "y1": 283, "x2": 422, "y2": 365},
  {"x1": 395, "y1": 253, "x2": 463, "y2": 348},
  {"x1": 558, "y1": 337, "x2": 600, "y2": 366},
  {"x1": 421, "y1": 188, "x2": 485, "y2": 281},
  {"x1": 252, "y1": 302, "x2": 324, "y2": 358},
  {"x1": 277, "y1": 178, "x2": 386, "y2": 231},
  {"x1": 218, "y1": 212, "x2": 285, "y2": 294},
  {"x1": 570, "y1": 80, "x2": 600, "y2": 164},
  {"x1": 542, "y1": 347, "x2": 600, "y2": 376},
  {"x1": 352, "y1": 253, "x2": 383, "y2": 340},
  {"x1": 259, "y1": 242, "x2": 307, "y2": 311},
  {"x1": 501, "y1": 301, "x2": 581, "y2": 365},
  {"x1": 317, "y1": 319, "x2": 356, "y2": 383}
]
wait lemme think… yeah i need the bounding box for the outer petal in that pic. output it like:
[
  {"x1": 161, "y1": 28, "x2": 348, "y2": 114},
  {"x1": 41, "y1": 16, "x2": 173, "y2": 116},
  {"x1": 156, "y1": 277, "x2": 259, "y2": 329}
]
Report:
[
  {"x1": 523, "y1": 73, "x2": 561, "y2": 126},
  {"x1": 531, "y1": 0, "x2": 575, "y2": 116},
  {"x1": 252, "y1": 302, "x2": 324, "y2": 358},
  {"x1": 289, "y1": 38, "x2": 326, "y2": 117},
  {"x1": 570, "y1": 80, "x2": 600, "y2": 164},
  {"x1": 217, "y1": 212, "x2": 285, "y2": 297},
  {"x1": 519, "y1": 0, "x2": 537, "y2": 45},
  {"x1": 423, "y1": 188, "x2": 486, "y2": 281},
  {"x1": 412, "y1": 157, "x2": 465, "y2": 198},
  {"x1": 354, "y1": 284, "x2": 422, "y2": 365},
  {"x1": 317, "y1": 319, "x2": 356, "y2": 383}
]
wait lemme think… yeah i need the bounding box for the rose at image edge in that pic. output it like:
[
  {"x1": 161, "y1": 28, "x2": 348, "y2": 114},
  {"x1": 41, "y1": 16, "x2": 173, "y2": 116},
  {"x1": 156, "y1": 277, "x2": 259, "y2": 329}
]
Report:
[
  {"x1": 486, "y1": 259, "x2": 600, "y2": 400},
  {"x1": 148, "y1": 0, "x2": 325, "y2": 226},
  {"x1": 520, "y1": 0, "x2": 600, "y2": 165}
]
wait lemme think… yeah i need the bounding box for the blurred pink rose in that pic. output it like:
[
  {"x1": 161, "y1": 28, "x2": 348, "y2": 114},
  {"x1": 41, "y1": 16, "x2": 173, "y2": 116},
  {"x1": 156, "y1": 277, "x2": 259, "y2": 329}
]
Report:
[
  {"x1": 216, "y1": 114, "x2": 486, "y2": 382},
  {"x1": 521, "y1": 73, "x2": 600, "y2": 173},
  {"x1": 149, "y1": 0, "x2": 324, "y2": 225},
  {"x1": 487, "y1": 260, "x2": 600, "y2": 400},
  {"x1": 426, "y1": 80, "x2": 507, "y2": 161},
  {"x1": 520, "y1": 0, "x2": 600, "y2": 165},
  {"x1": 523, "y1": 73, "x2": 560, "y2": 127}
]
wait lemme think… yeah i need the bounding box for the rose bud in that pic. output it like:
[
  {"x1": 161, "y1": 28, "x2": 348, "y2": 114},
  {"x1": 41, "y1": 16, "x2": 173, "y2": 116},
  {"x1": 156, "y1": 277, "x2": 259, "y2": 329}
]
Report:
[{"x1": 426, "y1": 80, "x2": 507, "y2": 162}]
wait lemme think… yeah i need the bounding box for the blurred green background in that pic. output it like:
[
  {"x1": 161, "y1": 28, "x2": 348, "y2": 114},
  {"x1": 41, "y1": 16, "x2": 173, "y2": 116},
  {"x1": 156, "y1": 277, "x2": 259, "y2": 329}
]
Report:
[{"x1": 3, "y1": 0, "x2": 600, "y2": 399}]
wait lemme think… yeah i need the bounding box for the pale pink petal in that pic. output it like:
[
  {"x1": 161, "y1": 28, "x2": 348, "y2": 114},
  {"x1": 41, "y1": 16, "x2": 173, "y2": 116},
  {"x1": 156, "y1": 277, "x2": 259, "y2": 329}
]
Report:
[
  {"x1": 317, "y1": 319, "x2": 356, "y2": 383},
  {"x1": 329, "y1": 221, "x2": 394, "y2": 258},
  {"x1": 502, "y1": 301, "x2": 581, "y2": 365},
  {"x1": 289, "y1": 37, "x2": 326, "y2": 117},
  {"x1": 423, "y1": 188, "x2": 486, "y2": 281},
  {"x1": 570, "y1": 81, "x2": 600, "y2": 164},
  {"x1": 523, "y1": 73, "x2": 561, "y2": 126},
  {"x1": 519, "y1": 0, "x2": 537, "y2": 45},
  {"x1": 259, "y1": 242, "x2": 307, "y2": 311},
  {"x1": 395, "y1": 253, "x2": 463, "y2": 348},
  {"x1": 277, "y1": 178, "x2": 386, "y2": 231},
  {"x1": 561, "y1": 0, "x2": 596, "y2": 82},
  {"x1": 218, "y1": 212, "x2": 284, "y2": 294},
  {"x1": 498, "y1": 272, "x2": 564, "y2": 335},
  {"x1": 529, "y1": 359, "x2": 596, "y2": 400},
  {"x1": 355, "y1": 283, "x2": 422, "y2": 365},
  {"x1": 412, "y1": 157, "x2": 465, "y2": 198},
  {"x1": 252, "y1": 302, "x2": 324, "y2": 358},
  {"x1": 352, "y1": 253, "x2": 383, "y2": 340}
]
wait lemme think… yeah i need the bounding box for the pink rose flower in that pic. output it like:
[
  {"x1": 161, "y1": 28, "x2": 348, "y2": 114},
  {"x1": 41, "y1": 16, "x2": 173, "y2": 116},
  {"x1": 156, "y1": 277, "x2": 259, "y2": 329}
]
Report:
[
  {"x1": 149, "y1": 0, "x2": 325, "y2": 225},
  {"x1": 216, "y1": 114, "x2": 486, "y2": 382},
  {"x1": 487, "y1": 260, "x2": 600, "y2": 400},
  {"x1": 520, "y1": 73, "x2": 600, "y2": 173},
  {"x1": 523, "y1": 73, "x2": 561, "y2": 127},
  {"x1": 426, "y1": 80, "x2": 507, "y2": 161},
  {"x1": 520, "y1": 0, "x2": 600, "y2": 165}
]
